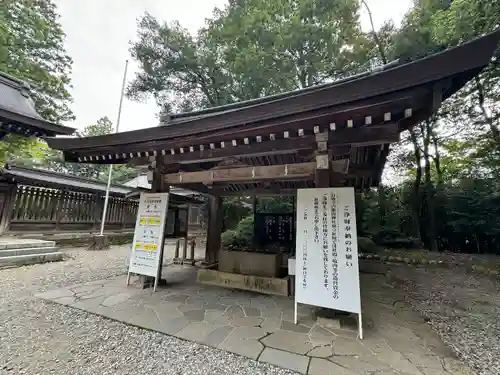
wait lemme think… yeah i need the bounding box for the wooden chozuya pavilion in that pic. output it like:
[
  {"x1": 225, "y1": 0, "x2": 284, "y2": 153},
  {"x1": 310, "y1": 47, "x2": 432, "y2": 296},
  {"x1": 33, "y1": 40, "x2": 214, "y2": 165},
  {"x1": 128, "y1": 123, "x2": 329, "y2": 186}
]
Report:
[{"x1": 45, "y1": 31, "x2": 500, "y2": 294}]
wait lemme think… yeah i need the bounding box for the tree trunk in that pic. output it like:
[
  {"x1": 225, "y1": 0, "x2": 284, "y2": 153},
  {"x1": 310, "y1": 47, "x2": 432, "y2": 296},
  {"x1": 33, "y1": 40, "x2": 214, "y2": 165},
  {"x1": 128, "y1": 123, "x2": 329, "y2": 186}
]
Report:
[
  {"x1": 423, "y1": 120, "x2": 438, "y2": 252},
  {"x1": 361, "y1": 0, "x2": 388, "y2": 65},
  {"x1": 409, "y1": 129, "x2": 422, "y2": 240},
  {"x1": 475, "y1": 76, "x2": 500, "y2": 144},
  {"x1": 431, "y1": 129, "x2": 443, "y2": 186},
  {"x1": 377, "y1": 185, "x2": 386, "y2": 228}
]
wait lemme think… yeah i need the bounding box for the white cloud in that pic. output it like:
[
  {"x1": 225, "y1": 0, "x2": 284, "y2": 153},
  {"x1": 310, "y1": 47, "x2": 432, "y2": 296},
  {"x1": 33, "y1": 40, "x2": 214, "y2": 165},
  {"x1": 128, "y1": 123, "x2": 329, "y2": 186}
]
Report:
[{"x1": 55, "y1": 0, "x2": 412, "y2": 133}]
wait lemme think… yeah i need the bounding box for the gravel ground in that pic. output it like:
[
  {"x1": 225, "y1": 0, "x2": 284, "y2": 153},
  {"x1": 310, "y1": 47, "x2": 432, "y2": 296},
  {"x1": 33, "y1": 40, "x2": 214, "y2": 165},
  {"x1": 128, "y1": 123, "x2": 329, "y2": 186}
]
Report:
[
  {"x1": 0, "y1": 246, "x2": 299, "y2": 375},
  {"x1": 388, "y1": 264, "x2": 500, "y2": 375}
]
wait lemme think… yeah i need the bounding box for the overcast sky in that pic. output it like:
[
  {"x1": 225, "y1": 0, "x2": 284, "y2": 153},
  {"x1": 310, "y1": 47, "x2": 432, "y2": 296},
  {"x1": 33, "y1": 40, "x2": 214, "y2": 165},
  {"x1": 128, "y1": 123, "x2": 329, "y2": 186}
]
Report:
[{"x1": 54, "y1": 0, "x2": 413, "y2": 133}]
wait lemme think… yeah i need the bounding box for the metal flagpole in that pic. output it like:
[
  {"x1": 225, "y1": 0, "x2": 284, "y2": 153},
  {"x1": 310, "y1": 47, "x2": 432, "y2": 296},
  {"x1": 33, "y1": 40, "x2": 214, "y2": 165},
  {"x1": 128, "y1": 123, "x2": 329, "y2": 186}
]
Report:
[{"x1": 99, "y1": 59, "x2": 129, "y2": 236}]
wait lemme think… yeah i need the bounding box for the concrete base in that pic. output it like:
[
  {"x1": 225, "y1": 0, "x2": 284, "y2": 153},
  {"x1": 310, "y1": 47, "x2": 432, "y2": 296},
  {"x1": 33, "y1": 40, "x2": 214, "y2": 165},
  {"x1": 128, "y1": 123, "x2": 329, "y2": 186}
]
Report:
[
  {"x1": 195, "y1": 260, "x2": 218, "y2": 269},
  {"x1": 87, "y1": 235, "x2": 110, "y2": 250},
  {"x1": 197, "y1": 268, "x2": 289, "y2": 296},
  {"x1": 218, "y1": 250, "x2": 282, "y2": 278},
  {"x1": 173, "y1": 258, "x2": 196, "y2": 266}
]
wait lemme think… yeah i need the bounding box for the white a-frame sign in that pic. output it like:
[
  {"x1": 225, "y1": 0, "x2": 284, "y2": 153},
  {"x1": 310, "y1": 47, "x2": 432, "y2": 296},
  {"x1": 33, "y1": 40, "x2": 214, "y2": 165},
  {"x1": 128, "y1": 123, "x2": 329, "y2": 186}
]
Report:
[{"x1": 127, "y1": 192, "x2": 169, "y2": 292}]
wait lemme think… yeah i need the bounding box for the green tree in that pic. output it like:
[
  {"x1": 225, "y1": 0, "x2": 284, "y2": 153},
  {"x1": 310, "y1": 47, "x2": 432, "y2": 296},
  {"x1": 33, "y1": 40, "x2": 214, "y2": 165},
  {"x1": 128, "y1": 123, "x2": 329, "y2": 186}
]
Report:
[
  {"x1": 208, "y1": 0, "x2": 366, "y2": 91},
  {"x1": 0, "y1": 0, "x2": 73, "y2": 122},
  {"x1": 127, "y1": 15, "x2": 234, "y2": 113},
  {"x1": 0, "y1": 0, "x2": 73, "y2": 165},
  {"x1": 431, "y1": 0, "x2": 500, "y2": 145},
  {"x1": 128, "y1": 0, "x2": 371, "y2": 113}
]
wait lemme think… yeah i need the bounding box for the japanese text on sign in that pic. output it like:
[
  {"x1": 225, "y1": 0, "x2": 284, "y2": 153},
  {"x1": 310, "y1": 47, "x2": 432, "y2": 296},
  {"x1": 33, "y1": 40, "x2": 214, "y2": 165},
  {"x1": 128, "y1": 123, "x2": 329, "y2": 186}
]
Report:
[
  {"x1": 322, "y1": 194, "x2": 329, "y2": 289},
  {"x1": 128, "y1": 193, "x2": 169, "y2": 278},
  {"x1": 330, "y1": 192, "x2": 339, "y2": 299},
  {"x1": 295, "y1": 187, "x2": 361, "y2": 315},
  {"x1": 302, "y1": 208, "x2": 308, "y2": 289}
]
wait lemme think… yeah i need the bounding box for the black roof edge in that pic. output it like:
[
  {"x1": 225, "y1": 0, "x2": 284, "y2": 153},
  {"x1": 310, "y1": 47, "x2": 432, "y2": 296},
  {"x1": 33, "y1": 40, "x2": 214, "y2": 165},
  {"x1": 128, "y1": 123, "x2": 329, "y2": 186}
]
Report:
[{"x1": 1, "y1": 163, "x2": 137, "y2": 194}]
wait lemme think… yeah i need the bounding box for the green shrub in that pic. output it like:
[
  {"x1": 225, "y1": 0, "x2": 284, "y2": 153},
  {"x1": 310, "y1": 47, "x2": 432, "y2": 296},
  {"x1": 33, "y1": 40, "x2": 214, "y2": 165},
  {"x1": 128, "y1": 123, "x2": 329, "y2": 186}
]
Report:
[{"x1": 221, "y1": 215, "x2": 254, "y2": 248}]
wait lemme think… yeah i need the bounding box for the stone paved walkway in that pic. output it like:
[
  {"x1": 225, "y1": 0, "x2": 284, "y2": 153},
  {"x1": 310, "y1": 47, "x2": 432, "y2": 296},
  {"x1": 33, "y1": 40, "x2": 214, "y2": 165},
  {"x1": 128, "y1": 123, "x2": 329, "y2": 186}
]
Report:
[{"x1": 36, "y1": 265, "x2": 472, "y2": 375}]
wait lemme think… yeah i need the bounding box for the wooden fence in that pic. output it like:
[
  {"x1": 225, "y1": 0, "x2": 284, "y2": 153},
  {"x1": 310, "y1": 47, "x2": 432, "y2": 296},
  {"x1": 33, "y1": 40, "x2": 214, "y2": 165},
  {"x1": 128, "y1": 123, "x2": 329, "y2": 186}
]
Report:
[{"x1": 8, "y1": 185, "x2": 138, "y2": 232}]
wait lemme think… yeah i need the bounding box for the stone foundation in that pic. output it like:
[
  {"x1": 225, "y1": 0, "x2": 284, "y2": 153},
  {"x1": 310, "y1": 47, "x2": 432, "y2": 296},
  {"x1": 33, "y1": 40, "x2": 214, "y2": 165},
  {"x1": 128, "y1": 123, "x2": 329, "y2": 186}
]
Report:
[
  {"x1": 197, "y1": 268, "x2": 289, "y2": 296},
  {"x1": 218, "y1": 249, "x2": 282, "y2": 278}
]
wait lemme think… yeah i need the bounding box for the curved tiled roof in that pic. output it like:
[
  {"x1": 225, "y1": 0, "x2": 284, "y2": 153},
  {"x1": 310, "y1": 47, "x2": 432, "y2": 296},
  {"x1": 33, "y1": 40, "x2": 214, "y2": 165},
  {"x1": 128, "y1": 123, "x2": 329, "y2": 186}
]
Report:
[{"x1": 0, "y1": 72, "x2": 75, "y2": 138}]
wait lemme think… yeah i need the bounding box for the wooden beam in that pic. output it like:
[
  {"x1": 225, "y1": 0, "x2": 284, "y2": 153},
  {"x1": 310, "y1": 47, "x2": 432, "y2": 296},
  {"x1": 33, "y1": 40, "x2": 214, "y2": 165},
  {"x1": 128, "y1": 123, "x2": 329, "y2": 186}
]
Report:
[
  {"x1": 164, "y1": 162, "x2": 317, "y2": 185},
  {"x1": 164, "y1": 158, "x2": 350, "y2": 185},
  {"x1": 214, "y1": 188, "x2": 299, "y2": 197}
]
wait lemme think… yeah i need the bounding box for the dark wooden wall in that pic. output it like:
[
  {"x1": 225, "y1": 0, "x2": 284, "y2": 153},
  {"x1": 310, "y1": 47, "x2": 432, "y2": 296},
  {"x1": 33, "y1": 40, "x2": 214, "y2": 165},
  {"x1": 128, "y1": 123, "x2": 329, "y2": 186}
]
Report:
[
  {"x1": 0, "y1": 183, "x2": 205, "y2": 235},
  {"x1": 5, "y1": 184, "x2": 138, "y2": 233}
]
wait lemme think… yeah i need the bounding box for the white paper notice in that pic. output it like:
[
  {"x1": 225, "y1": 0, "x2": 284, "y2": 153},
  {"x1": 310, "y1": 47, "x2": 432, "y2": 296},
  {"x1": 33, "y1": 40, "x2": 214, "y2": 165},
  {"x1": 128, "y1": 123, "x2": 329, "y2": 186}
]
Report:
[
  {"x1": 295, "y1": 187, "x2": 361, "y2": 315},
  {"x1": 128, "y1": 192, "x2": 169, "y2": 278}
]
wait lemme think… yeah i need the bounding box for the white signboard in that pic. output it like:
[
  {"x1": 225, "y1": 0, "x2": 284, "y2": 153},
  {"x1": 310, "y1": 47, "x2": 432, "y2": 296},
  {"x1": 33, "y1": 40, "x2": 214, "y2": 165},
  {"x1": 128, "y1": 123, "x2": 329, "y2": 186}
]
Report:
[
  {"x1": 127, "y1": 192, "x2": 169, "y2": 290},
  {"x1": 295, "y1": 187, "x2": 362, "y2": 338}
]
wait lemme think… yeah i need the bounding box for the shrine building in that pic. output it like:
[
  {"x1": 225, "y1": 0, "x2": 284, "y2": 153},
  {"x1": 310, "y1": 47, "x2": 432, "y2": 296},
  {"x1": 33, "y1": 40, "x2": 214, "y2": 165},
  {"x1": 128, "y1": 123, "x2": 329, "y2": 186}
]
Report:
[
  {"x1": 45, "y1": 31, "x2": 500, "y2": 295},
  {"x1": 0, "y1": 71, "x2": 75, "y2": 138}
]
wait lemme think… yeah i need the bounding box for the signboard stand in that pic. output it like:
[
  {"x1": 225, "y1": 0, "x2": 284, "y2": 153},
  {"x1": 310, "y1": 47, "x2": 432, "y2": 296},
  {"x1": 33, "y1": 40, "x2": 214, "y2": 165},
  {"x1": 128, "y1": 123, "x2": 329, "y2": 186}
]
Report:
[
  {"x1": 127, "y1": 192, "x2": 170, "y2": 292},
  {"x1": 358, "y1": 312, "x2": 363, "y2": 340},
  {"x1": 294, "y1": 187, "x2": 363, "y2": 339}
]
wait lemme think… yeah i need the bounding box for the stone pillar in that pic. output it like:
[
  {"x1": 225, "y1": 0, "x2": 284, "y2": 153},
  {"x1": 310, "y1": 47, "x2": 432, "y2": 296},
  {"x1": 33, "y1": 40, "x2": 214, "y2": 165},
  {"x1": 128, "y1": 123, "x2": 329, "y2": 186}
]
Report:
[
  {"x1": 182, "y1": 236, "x2": 188, "y2": 260},
  {"x1": 189, "y1": 239, "x2": 195, "y2": 264},
  {"x1": 173, "y1": 238, "x2": 180, "y2": 262},
  {"x1": 204, "y1": 195, "x2": 223, "y2": 265}
]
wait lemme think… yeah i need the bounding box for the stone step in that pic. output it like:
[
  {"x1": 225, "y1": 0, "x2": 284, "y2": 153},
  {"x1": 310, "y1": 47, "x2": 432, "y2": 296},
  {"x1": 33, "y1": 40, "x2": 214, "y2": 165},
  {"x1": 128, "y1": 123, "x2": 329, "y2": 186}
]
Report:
[
  {"x1": 0, "y1": 246, "x2": 59, "y2": 257},
  {"x1": 0, "y1": 238, "x2": 56, "y2": 250},
  {"x1": 0, "y1": 251, "x2": 64, "y2": 267}
]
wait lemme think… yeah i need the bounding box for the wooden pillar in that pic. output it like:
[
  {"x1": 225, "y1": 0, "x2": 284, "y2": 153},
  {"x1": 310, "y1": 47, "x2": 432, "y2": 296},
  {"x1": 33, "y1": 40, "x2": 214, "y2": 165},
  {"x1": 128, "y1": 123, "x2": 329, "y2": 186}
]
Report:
[
  {"x1": 315, "y1": 131, "x2": 330, "y2": 188},
  {"x1": 0, "y1": 185, "x2": 15, "y2": 235},
  {"x1": 204, "y1": 195, "x2": 223, "y2": 265},
  {"x1": 155, "y1": 156, "x2": 170, "y2": 275}
]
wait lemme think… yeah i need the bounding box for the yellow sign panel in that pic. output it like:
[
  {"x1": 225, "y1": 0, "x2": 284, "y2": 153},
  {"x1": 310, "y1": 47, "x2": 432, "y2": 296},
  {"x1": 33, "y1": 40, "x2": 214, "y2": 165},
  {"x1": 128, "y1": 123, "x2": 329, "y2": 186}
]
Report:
[
  {"x1": 148, "y1": 217, "x2": 161, "y2": 225},
  {"x1": 143, "y1": 243, "x2": 158, "y2": 251},
  {"x1": 139, "y1": 216, "x2": 161, "y2": 225},
  {"x1": 134, "y1": 242, "x2": 158, "y2": 251}
]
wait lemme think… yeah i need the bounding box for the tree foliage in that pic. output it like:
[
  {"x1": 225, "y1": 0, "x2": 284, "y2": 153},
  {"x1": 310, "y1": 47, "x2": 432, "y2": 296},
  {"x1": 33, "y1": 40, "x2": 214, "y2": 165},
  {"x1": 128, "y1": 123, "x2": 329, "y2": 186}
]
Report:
[
  {"x1": 128, "y1": 0, "x2": 372, "y2": 114},
  {"x1": 17, "y1": 117, "x2": 137, "y2": 184},
  {"x1": 0, "y1": 0, "x2": 74, "y2": 166},
  {"x1": 0, "y1": 0, "x2": 73, "y2": 122}
]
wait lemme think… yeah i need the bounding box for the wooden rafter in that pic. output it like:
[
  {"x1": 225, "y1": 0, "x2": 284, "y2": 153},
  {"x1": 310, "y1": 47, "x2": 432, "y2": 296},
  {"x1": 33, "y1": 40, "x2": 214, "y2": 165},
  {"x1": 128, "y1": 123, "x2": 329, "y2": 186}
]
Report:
[{"x1": 157, "y1": 123, "x2": 398, "y2": 165}]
